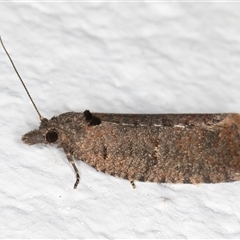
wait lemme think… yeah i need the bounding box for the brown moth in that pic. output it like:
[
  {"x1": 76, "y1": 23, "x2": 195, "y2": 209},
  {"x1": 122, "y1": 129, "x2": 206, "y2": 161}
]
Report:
[{"x1": 2, "y1": 36, "x2": 240, "y2": 189}]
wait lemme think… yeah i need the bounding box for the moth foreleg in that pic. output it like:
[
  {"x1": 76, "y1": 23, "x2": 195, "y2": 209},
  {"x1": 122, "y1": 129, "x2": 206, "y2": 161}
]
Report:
[{"x1": 65, "y1": 152, "x2": 80, "y2": 189}]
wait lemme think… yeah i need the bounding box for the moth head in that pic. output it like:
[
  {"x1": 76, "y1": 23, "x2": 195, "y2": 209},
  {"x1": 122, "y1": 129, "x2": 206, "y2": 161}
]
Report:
[{"x1": 22, "y1": 118, "x2": 59, "y2": 145}]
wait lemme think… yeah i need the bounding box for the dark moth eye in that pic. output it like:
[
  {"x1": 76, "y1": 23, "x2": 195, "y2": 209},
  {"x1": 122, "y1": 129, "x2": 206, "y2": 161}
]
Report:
[{"x1": 46, "y1": 130, "x2": 58, "y2": 143}]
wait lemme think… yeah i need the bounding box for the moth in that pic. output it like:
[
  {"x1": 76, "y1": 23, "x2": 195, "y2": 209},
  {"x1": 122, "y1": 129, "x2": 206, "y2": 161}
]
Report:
[{"x1": 2, "y1": 36, "x2": 240, "y2": 189}]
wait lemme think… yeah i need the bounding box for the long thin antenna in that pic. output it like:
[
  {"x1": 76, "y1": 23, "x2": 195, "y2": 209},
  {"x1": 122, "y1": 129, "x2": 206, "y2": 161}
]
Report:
[{"x1": 0, "y1": 36, "x2": 44, "y2": 121}]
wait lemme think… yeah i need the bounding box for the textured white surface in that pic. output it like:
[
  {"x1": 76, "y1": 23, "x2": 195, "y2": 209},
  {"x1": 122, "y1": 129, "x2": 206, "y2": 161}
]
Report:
[{"x1": 1, "y1": 2, "x2": 240, "y2": 238}]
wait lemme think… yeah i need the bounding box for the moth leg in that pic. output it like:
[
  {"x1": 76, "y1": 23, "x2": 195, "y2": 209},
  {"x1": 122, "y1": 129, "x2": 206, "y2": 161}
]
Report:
[
  {"x1": 130, "y1": 180, "x2": 136, "y2": 189},
  {"x1": 66, "y1": 152, "x2": 80, "y2": 189}
]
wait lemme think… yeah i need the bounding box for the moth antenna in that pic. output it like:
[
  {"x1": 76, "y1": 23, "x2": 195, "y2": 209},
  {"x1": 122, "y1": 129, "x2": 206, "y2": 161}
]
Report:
[{"x1": 0, "y1": 36, "x2": 44, "y2": 121}]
